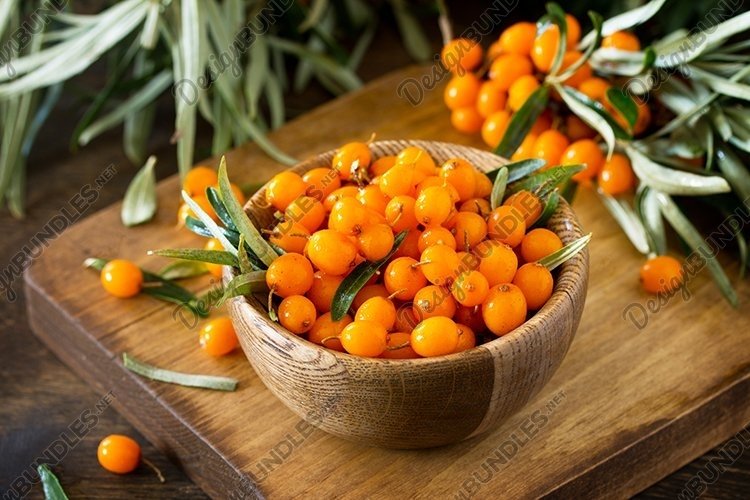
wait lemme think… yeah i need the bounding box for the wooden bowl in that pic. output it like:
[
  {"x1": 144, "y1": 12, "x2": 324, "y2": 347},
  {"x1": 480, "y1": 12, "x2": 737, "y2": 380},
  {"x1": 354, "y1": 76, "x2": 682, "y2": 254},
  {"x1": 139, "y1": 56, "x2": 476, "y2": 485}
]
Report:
[{"x1": 227, "y1": 140, "x2": 588, "y2": 449}]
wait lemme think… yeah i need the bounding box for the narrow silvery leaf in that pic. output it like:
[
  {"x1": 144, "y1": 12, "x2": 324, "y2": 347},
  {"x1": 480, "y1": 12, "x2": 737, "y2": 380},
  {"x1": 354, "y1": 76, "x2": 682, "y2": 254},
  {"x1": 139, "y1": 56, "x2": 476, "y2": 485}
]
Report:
[
  {"x1": 626, "y1": 146, "x2": 730, "y2": 195},
  {"x1": 596, "y1": 188, "x2": 649, "y2": 254},
  {"x1": 123, "y1": 353, "x2": 238, "y2": 391},
  {"x1": 539, "y1": 233, "x2": 592, "y2": 271},
  {"x1": 38, "y1": 465, "x2": 69, "y2": 500},
  {"x1": 490, "y1": 166, "x2": 508, "y2": 210},
  {"x1": 635, "y1": 186, "x2": 667, "y2": 255},
  {"x1": 121, "y1": 156, "x2": 157, "y2": 227},
  {"x1": 556, "y1": 84, "x2": 615, "y2": 158},
  {"x1": 158, "y1": 260, "x2": 208, "y2": 280},
  {"x1": 545, "y1": 3, "x2": 568, "y2": 76},
  {"x1": 580, "y1": 0, "x2": 666, "y2": 47},
  {"x1": 182, "y1": 191, "x2": 238, "y2": 256}
]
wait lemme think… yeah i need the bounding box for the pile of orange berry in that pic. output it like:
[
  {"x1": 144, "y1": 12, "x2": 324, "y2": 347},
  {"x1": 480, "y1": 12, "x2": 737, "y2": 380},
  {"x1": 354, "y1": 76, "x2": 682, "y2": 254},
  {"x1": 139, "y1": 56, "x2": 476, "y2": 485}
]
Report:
[
  {"x1": 441, "y1": 16, "x2": 648, "y2": 195},
  {"x1": 262, "y1": 141, "x2": 566, "y2": 358}
]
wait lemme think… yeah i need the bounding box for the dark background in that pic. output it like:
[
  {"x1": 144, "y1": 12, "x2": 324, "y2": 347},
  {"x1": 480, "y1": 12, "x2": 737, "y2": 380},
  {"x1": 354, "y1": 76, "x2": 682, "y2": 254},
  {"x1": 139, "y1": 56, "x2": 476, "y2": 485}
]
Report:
[{"x1": 1, "y1": 1, "x2": 749, "y2": 498}]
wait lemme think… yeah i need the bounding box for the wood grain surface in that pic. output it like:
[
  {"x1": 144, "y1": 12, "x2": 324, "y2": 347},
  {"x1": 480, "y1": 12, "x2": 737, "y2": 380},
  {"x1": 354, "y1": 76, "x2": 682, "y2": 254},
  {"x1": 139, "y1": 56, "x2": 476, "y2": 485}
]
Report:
[{"x1": 21, "y1": 65, "x2": 750, "y2": 499}]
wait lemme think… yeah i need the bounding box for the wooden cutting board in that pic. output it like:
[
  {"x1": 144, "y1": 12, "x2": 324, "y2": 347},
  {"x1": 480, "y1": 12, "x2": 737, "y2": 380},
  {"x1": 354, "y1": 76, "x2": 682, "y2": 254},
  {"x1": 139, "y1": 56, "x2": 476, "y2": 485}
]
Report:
[{"x1": 25, "y1": 66, "x2": 750, "y2": 499}]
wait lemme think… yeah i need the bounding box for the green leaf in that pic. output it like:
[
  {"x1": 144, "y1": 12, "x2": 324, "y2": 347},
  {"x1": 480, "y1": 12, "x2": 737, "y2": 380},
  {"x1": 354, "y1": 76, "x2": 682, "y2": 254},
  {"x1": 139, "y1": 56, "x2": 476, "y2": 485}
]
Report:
[
  {"x1": 539, "y1": 233, "x2": 592, "y2": 271},
  {"x1": 596, "y1": 188, "x2": 649, "y2": 254},
  {"x1": 217, "y1": 156, "x2": 277, "y2": 267},
  {"x1": 182, "y1": 191, "x2": 238, "y2": 256},
  {"x1": 716, "y1": 144, "x2": 750, "y2": 204},
  {"x1": 124, "y1": 51, "x2": 157, "y2": 165},
  {"x1": 534, "y1": 190, "x2": 560, "y2": 228},
  {"x1": 505, "y1": 158, "x2": 547, "y2": 183},
  {"x1": 556, "y1": 84, "x2": 615, "y2": 158},
  {"x1": 655, "y1": 193, "x2": 738, "y2": 306},
  {"x1": 237, "y1": 235, "x2": 254, "y2": 275},
  {"x1": 559, "y1": 86, "x2": 631, "y2": 139},
  {"x1": 494, "y1": 85, "x2": 550, "y2": 158},
  {"x1": 490, "y1": 166, "x2": 508, "y2": 210},
  {"x1": 175, "y1": 0, "x2": 202, "y2": 178},
  {"x1": 299, "y1": 0, "x2": 330, "y2": 32},
  {"x1": 38, "y1": 464, "x2": 69, "y2": 500},
  {"x1": 544, "y1": 3, "x2": 567, "y2": 75},
  {"x1": 184, "y1": 216, "x2": 241, "y2": 246},
  {"x1": 123, "y1": 353, "x2": 238, "y2": 391},
  {"x1": 580, "y1": 0, "x2": 666, "y2": 46},
  {"x1": 216, "y1": 270, "x2": 268, "y2": 307},
  {"x1": 656, "y1": 10, "x2": 750, "y2": 65},
  {"x1": 245, "y1": 34, "x2": 269, "y2": 119},
  {"x1": 206, "y1": 186, "x2": 237, "y2": 231},
  {"x1": 689, "y1": 65, "x2": 750, "y2": 101},
  {"x1": 550, "y1": 11, "x2": 602, "y2": 84},
  {"x1": 507, "y1": 164, "x2": 585, "y2": 198},
  {"x1": 158, "y1": 260, "x2": 208, "y2": 280},
  {"x1": 331, "y1": 231, "x2": 407, "y2": 321},
  {"x1": 149, "y1": 248, "x2": 239, "y2": 267},
  {"x1": 634, "y1": 186, "x2": 667, "y2": 255},
  {"x1": 389, "y1": 0, "x2": 431, "y2": 62},
  {"x1": 121, "y1": 156, "x2": 157, "y2": 227},
  {"x1": 606, "y1": 87, "x2": 638, "y2": 127}
]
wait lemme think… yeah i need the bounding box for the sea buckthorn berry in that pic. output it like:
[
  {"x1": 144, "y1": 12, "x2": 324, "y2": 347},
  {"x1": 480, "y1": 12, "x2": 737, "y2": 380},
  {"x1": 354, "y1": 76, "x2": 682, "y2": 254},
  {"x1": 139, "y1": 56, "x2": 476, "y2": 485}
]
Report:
[
  {"x1": 265, "y1": 171, "x2": 307, "y2": 211},
  {"x1": 454, "y1": 323, "x2": 477, "y2": 353},
  {"x1": 415, "y1": 186, "x2": 454, "y2": 226},
  {"x1": 392, "y1": 228, "x2": 422, "y2": 260},
  {"x1": 303, "y1": 167, "x2": 341, "y2": 201},
  {"x1": 370, "y1": 156, "x2": 396, "y2": 177},
  {"x1": 329, "y1": 197, "x2": 368, "y2": 235},
  {"x1": 482, "y1": 110, "x2": 512, "y2": 149},
  {"x1": 531, "y1": 25, "x2": 559, "y2": 73},
  {"x1": 100, "y1": 259, "x2": 143, "y2": 298},
  {"x1": 640, "y1": 256, "x2": 684, "y2": 294},
  {"x1": 356, "y1": 296, "x2": 397, "y2": 330},
  {"x1": 565, "y1": 14, "x2": 581, "y2": 45},
  {"x1": 477, "y1": 81, "x2": 508, "y2": 118},
  {"x1": 413, "y1": 285, "x2": 457, "y2": 320},
  {"x1": 488, "y1": 205, "x2": 526, "y2": 247},
  {"x1": 265, "y1": 253, "x2": 314, "y2": 298},
  {"x1": 420, "y1": 245, "x2": 460, "y2": 286},
  {"x1": 357, "y1": 185, "x2": 389, "y2": 214},
  {"x1": 562, "y1": 139, "x2": 606, "y2": 182},
  {"x1": 98, "y1": 435, "x2": 140, "y2": 474},
  {"x1": 473, "y1": 171, "x2": 493, "y2": 198},
  {"x1": 357, "y1": 224, "x2": 395, "y2": 261},
  {"x1": 578, "y1": 77, "x2": 610, "y2": 102},
  {"x1": 188, "y1": 194, "x2": 218, "y2": 221},
  {"x1": 353, "y1": 284, "x2": 389, "y2": 310},
  {"x1": 482, "y1": 283, "x2": 528, "y2": 336},
  {"x1": 396, "y1": 146, "x2": 437, "y2": 176},
  {"x1": 499, "y1": 22, "x2": 536, "y2": 55},
  {"x1": 457, "y1": 250, "x2": 481, "y2": 272},
  {"x1": 419, "y1": 226, "x2": 457, "y2": 252},
  {"x1": 269, "y1": 221, "x2": 310, "y2": 254},
  {"x1": 459, "y1": 197, "x2": 491, "y2": 218},
  {"x1": 487, "y1": 40, "x2": 503, "y2": 60},
  {"x1": 451, "y1": 270, "x2": 490, "y2": 307},
  {"x1": 441, "y1": 38, "x2": 483, "y2": 73},
  {"x1": 199, "y1": 317, "x2": 239, "y2": 356},
  {"x1": 451, "y1": 106, "x2": 483, "y2": 134},
  {"x1": 511, "y1": 133, "x2": 538, "y2": 162},
  {"x1": 598, "y1": 153, "x2": 635, "y2": 195},
  {"x1": 440, "y1": 158, "x2": 477, "y2": 202},
  {"x1": 183, "y1": 166, "x2": 218, "y2": 197},
  {"x1": 379, "y1": 164, "x2": 416, "y2": 198},
  {"x1": 503, "y1": 190, "x2": 543, "y2": 228},
  {"x1": 513, "y1": 263, "x2": 554, "y2": 310},
  {"x1": 602, "y1": 31, "x2": 641, "y2": 51},
  {"x1": 489, "y1": 53, "x2": 533, "y2": 91},
  {"x1": 340, "y1": 320, "x2": 388, "y2": 357},
  {"x1": 444, "y1": 73, "x2": 481, "y2": 111},
  {"x1": 203, "y1": 238, "x2": 224, "y2": 279},
  {"x1": 633, "y1": 100, "x2": 651, "y2": 135},
  {"x1": 306, "y1": 272, "x2": 344, "y2": 313},
  {"x1": 411, "y1": 317, "x2": 459, "y2": 357},
  {"x1": 531, "y1": 110, "x2": 553, "y2": 135},
  {"x1": 394, "y1": 305, "x2": 420, "y2": 333},
  {"x1": 278, "y1": 295, "x2": 317, "y2": 334},
  {"x1": 381, "y1": 332, "x2": 420, "y2": 359},
  {"x1": 532, "y1": 130, "x2": 570, "y2": 166},
  {"x1": 384, "y1": 256, "x2": 427, "y2": 300},
  {"x1": 508, "y1": 75, "x2": 541, "y2": 112},
  {"x1": 476, "y1": 239, "x2": 518, "y2": 286},
  {"x1": 323, "y1": 185, "x2": 358, "y2": 212},
  {"x1": 332, "y1": 142, "x2": 371, "y2": 180},
  {"x1": 559, "y1": 51, "x2": 593, "y2": 88},
  {"x1": 385, "y1": 195, "x2": 419, "y2": 231},
  {"x1": 566, "y1": 114, "x2": 596, "y2": 141},
  {"x1": 307, "y1": 230, "x2": 358, "y2": 276},
  {"x1": 452, "y1": 212, "x2": 488, "y2": 251},
  {"x1": 284, "y1": 196, "x2": 325, "y2": 232},
  {"x1": 308, "y1": 313, "x2": 351, "y2": 352},
  {"x1": 454, "y1": 305, "x2": 486, "y2": 334},
  {"x1": 521, "y1": 228, "x2": 563, "y2": 262}
]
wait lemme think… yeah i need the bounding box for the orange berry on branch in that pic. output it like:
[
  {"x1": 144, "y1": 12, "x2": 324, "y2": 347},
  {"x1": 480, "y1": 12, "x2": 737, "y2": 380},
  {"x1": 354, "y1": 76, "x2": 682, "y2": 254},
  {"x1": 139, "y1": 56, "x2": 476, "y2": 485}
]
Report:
[
  {"x1": 441, "y1": 38, "x2": 483, "y2": 74},
  {"x1": 562, "y1": 139, "x2": 606, "y2": 183},
  {"x1": 598, "y1": 153, "x2": 635, "y2": 195},
  {"x1": 511, "y1": 133, "x2": 538, "y2": 162},
  {"x1": 565, "y1": 114, "x2": 596, "y2": 141},
  {"x1": 444, "y1": 73, "x2": 482, "y2": 111},
  {"x1": 578, "y1": 77, "x2": 610, "y2": 103},
  {"x1": 477, "y1": 80, "x2": 508, "y2": 119},
  {"x1": 499, "y1": 21, "x2": 537, "y2": 55},
  {"x1": 451, "y1": 106, "x2": 484, "y2": 134},
  {"x1": 602, "y1": 31, "x2": 641, "y2": 51},
  {"x1": 532, "y1": 129, "x2": 570, "y2": 166},
  {"x1": 489, "y1": 53, "x2": 534, "y2": 91},
  {"x1": 481, "y1": 109, "x2": 512, "y2": 149},
  {"x1": 559, "y1": 51, "x2": 593, "y2": 88},
  {"x1": 508, "y1": 74, "x2": 541, "y2": 112},
  {"x1": 182, "y1": 166, "x2": 218, "y2": 197}
]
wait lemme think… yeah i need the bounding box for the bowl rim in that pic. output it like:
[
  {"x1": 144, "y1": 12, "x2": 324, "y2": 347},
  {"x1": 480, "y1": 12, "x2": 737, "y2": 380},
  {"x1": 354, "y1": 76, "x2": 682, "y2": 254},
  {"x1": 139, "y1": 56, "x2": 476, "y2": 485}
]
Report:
[{"x1": 231, "y1": 140, "x2": 588, "y2": 367}]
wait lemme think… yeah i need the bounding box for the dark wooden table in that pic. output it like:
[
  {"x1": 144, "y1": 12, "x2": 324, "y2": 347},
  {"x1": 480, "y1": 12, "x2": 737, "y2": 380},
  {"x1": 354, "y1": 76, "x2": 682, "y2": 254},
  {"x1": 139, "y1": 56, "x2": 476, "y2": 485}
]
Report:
[{"x1": 2, "y1": 7, "x2": 749, "y2": 500}]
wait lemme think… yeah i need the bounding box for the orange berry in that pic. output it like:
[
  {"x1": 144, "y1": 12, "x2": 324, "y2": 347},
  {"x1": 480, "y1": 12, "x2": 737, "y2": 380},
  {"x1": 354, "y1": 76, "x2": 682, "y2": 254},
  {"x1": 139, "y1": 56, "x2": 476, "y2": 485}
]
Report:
[
  {"x1": 503, "y1": 190, "x2": 543, "y2": 228},
  {"x1": 303, "y1": 167, "x2": 341, "y2": 201},
  {"x1": 457, "y1": 250, "x2": 481, "y2": 272},
  {"x1": 332, "y1": 142, "x2": 371, "y2": 180},
  {"x1": 265, "y1": 253, "x2": 315, "y2": 297},
  {"x1": 411, "y1": 316, "x2": 459, "y2": 357},
  {"x1": 413, "y1": 285, "x2": 457, "y2": 321},
  {"x1": 420, "y1": 244, "x2": 460, "y2": 286},
  {"x1": 602, "y1": 31, "x2": 641, "y2": 51},
  {"x1": 633, "y1": 100, "x2": 651, "y2": 135},
  {"x1": 278, "y1": 295, "x2": 317, "y2": 334},
  {"x1": 308, "y1": 312, "x2": 351, "y2": 352},
  {"x1": 357, "y1": 223, "x2": 395, "y2": 261},
  {"x1": 531, "y1": 25, "x2": 559, "y2": 73},
  {"x1": 182, "y1": 166, "x2": 218, "y2": 197},
  {"x1": 419, "y1": 226, "x2": 457, "y2": 252},
  {"x1": 381, "y1": 332, "x2": 420, "y2": 359},
  {"x1": 415, "y1": 186, "x2": 454, "y2": 226},
  {"x1": 482, "y1": 283, "x2": 528, "y2": 336},
  {"x1": 520, "y1": 228, "x2": 563, "y2": 262},
  {"x1": 307, "y1": 230, "x2": 358, "y2": 276},
  {"x1": 452, "y1": 212, "x2": 488, "y2": 250},
  {"x1": 476, "y1": 239, "x2": 518, "y2": 286},
  {"x1": 578, "y1": 77, "x2": 610, "y2": 102},
  {"x1": 482, "y1": 110, "x2": 512, "y2": 149},
  {"x1": 355, "y1": 296, "x2": 397, "y2": 330},
  {"x1": 562, "y1": 139, "x2": 605, "y2": 182},
  {"x1": 473, "y1": 171, "x2": 493, "y2": 198},
  {"x1": 451, "y1": 106, "x2": 484, "y2": 134},
  {"x1": 370, "y1": 156, "x2": 397, "y2": 177},
  {"x1": 531, "y1": 110, "x2": 553, "y2": 135},
  {"x1": 394, "y1": 305, "x2": 420, "y2": 333},
  {"x1": 532, "y1": 130, "x2": 570, "y2": 166},
  {"x1": 306, "y1": 272, "x2": 344, "y2": 313},
  {"x1": 100, "y1": 259, "x2": 143, "y2": 298},
  {"x1": 488, "y1": 205, "x2": 526, "y2": 247},
  {"x1": 323, "y1": 185, "x2": 358, "y2": 212},
  {"x1": 566, "y1": 114, "x2": 596, "y2": 140},
  {"x1": 454, "y1": 323, "x2": 477, "y2": 352},
  {"x1": 284, "y1": 195, "x2": 325, "y2": 232},
  {"x1": 511, "y1": 133, "x2": 538, "y2": 161},
  {"x1": 352, "y1": 284, "x2": 389, "y2": 310},
  {"x1": 269, "y1": 220, "x2": 310, "y2": 254},
  {"x1": 340, "y1": 320, "x2": 388, "y2": 357},
  {"x1": 640, "y1": 256, "x2": 683, "y2": 294},
  {"x1": 97, "y1": 435, "x2": 140, "y2": 474},
  {"x1": 454, "y1": 305, "x2": 486, "y2": 334},
  {"x1": 508, "y1": 75, "x2": 540, "y2": 112},
  {"x1": 379, "y1": 164, "x2": 416, "y2": 198},
  {"x1": 265, "y1": 171, "x2": 307, "y2": 212},
  {"x1": 487, "y1": 40, "x2": 504, "y2": 60},
  {"x1": 392, "y1": 228, "x2": 422, "y2": 260},
  {"x1": 477, "y1": 81, "x2": 508, "y2": 118},
  {"x1": 384, "y1": 257, "x2": 427, "y2": 300},
  {"x1": 499, "y1": 22, "x2": 537, "y2": 55},
  {"x1": 328, "y1": 197, "x2": 368, "y2": 235},
  {"x1": 565, "y1": 14, "x2": 581, "y2": 46},
  {"x1": 199, "y1": 317, "x2": 239, "y2": 356},
  {"x1": 489, "y1": 53, "x2": 534, "y2": 91},
  {"x1": 513, "y1": 263, "x2": 554, "y2": 310},
  {"x1": 598, "y1": 153, "x2": 635, "y2": 195},
  {"x1": 444, "y1": 73, "x2": 482, "y2": 111},
  {"x1": 396, "y1": 147, "x2": 437, "y2": 176},
  {"x1": 451, "y1": 270, "x2": 490, "y2": 307},
  {"x1": 441, "y1": 38, "x2": 483, "y2": 73},
  {"x1": 357, "y1": 185, "x2": 389, "y2": 214},
  {"x1": 440, "y1": 158, "x2": 477, "y2": 202},
  {"x1": 385, "y1": 195, "x2": 419, "y2": 232},
  {"x1": 559, "y1": 51, "x2": 592, "y2": 88}
]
